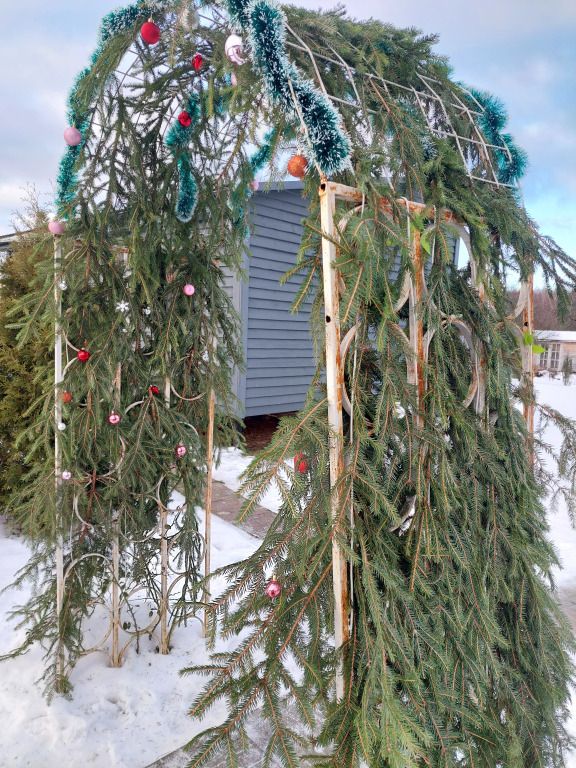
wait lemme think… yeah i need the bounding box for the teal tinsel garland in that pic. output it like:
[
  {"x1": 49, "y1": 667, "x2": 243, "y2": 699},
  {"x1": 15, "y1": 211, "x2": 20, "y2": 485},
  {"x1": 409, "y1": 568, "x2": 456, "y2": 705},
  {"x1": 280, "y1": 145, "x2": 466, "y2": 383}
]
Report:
[
  {"x1": 466, "y1": 88, "x2": 528, "y2": 184},
  {"x1": 226, "y1": 0, "x2": 351, "y2": 178},
  {"x1": 165, "y1": 93, "x2": 201, "y2": 222}
]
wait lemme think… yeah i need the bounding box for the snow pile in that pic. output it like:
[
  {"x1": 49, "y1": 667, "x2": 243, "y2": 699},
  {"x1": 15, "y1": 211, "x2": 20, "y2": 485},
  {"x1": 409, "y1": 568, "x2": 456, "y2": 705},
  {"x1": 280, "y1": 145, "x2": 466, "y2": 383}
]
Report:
[{"x1": 0, "y1": 500, "x2": 260, "y2": 768}]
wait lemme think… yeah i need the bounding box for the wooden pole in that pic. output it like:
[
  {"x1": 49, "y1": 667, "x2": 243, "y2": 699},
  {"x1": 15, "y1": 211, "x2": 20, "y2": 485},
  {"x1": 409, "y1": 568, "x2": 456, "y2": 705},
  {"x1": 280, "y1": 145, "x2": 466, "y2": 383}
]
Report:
[
  {"x1": 523, "y1": 274, "x2": 534, "y2": 437},
  {"x1": 54, "y1": 235, "x2": 65, "y2": 681},
  {"x1": 203, "y1": 384, "x2": 215, "y2": 638},
  {"x1": 319, "y1": 181, "x2": 349, "y2": 700}
]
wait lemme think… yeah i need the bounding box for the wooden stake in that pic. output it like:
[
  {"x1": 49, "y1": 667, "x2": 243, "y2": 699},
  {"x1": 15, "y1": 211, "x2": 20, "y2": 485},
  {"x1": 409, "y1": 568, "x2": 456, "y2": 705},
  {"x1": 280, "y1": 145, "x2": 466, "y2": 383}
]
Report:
[{"x1": 319, "y1": 182, "x2": 349, "y2": 700}]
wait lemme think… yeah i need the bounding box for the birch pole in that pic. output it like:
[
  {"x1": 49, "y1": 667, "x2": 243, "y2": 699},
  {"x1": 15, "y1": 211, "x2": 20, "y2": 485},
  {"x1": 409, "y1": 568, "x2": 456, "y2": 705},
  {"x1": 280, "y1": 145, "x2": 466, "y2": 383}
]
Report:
[
  {"x1": 319, "y1": 181, "x2": 349, "y2": 700},
  {"x1": 53, "y1": 235, "x2": 65, "y2": 682}
]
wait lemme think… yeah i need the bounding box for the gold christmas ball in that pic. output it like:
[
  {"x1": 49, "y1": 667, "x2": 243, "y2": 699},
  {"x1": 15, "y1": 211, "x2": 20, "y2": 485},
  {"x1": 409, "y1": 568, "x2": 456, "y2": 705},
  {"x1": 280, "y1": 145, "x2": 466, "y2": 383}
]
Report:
[{"x1": 287, "y1": 154, "x2": 308, "y2": 179}]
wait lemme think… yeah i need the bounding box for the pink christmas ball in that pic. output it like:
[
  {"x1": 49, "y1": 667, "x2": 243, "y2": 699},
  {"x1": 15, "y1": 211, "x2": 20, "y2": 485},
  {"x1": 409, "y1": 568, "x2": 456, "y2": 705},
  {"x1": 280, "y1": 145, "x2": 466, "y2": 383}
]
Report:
[
  {"x1": 108, "y1": 413, "x2": 121, "y2": 425},
  {"x1": 265, "y1": 578, "x2": 281, "y2": 599},
  {"x1": 248, "y1": 179, "x2": 259, "y2": 192},
  {"x1": 183, "y1": 284, "x2": 195, "y2": 296},
  {"x1": 48, "y1": 220, "x2": 64, "y2": 235},
  {"x1": 61, "y1": 470, "x2": 72, "y2": 481},
  {"x1": 230, "y1": 72, "x2": 238, "y2": 87},
  {"x1": 63, "y1": 126, "x2": 82, "y2": 146},
  {"x1": 175, "y1": 444, "x2": 187, "y2": 457}
]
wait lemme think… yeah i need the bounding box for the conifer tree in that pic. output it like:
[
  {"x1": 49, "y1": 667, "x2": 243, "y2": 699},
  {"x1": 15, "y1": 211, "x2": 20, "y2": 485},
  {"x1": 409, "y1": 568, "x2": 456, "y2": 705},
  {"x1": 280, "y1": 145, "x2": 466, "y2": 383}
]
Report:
[
  {"x1": 0, "y1": 196, "x2": 53, "y2": 519},
  {"x1": 3, "y1": 2, "x2": 576, "y2": 766}
]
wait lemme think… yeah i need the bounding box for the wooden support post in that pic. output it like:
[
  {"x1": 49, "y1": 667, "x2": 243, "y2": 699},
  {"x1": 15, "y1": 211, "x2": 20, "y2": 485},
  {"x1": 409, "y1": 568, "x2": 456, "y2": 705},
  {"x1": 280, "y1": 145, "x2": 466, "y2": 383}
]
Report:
[
  {"x1": 54, "y1": 236, "x2": 65, "y2": 681},
  {"x1": 319, "y1": 182, "x2": 349, "y2": 700},
  {"x1": 203, "y1": 384, "x2": 215, "y2": 638},
  {"x1": 159, "y1": 505, "x2": 169, "y2": 653},
  {"x1": 408, "y1": 229, "x2": 425, "y2": 424},
  {"x1": 523, "y1": 274, "x2": 534, "y2": 437}
]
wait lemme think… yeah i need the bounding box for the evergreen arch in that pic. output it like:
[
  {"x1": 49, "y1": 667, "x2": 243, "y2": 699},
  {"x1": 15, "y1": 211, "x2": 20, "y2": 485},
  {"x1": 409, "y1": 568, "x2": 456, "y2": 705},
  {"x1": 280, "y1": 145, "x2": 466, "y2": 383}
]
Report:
[{"x1": 4, "y1": 2, "x2": 576, "y2": 767}]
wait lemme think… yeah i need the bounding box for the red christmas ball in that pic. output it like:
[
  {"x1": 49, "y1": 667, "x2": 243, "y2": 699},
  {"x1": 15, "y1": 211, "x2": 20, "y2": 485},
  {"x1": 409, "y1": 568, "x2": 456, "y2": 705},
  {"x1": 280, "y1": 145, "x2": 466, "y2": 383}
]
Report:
[
  {"x1": 108, "y1": 413, "x2": 121, "y2": 425},
  {"x1": 175, "y1": 443, "x2": 187, "y2": 458},
  {"x1": 192, "y1": 53, "x2": 203, "y2": 70},
  {"x1": 294, "y1": 452, "x2": 307, "y2": 472},
  {"x1": 141, "y1": 20, "x2": 160, "y2": 45},
  {"x1": 150, "y1": 385, "x2": 160, "y2": 395},
  {"x1": 287, "y1": 154, "x2": 308, "y2": 179},
  {"x1": 265, "y1": 577, "x2": 281, "y2": 599},
  {"x1": 178, "y1": 111, "x2": 192, "y2": 127},
  {"x1": 62, "y1": 391, "x2": 73, "y2": 404},
  {"x1": 77, "y1": 349, "x2": 90, "y2": 362}
]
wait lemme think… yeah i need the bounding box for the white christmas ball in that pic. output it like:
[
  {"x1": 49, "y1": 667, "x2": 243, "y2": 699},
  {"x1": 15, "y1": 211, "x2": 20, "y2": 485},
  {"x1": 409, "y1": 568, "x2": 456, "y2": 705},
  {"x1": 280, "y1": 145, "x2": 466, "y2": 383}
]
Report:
[
  {"x1": 57, "y1": 422, "x2": 67, "y2": 431},
  {"x1": 58, "y1": 280, "x2": 68, "y2": 291},
  {"x1": 61, "y1": 470, "x2": 72, "y2": 481},
  {"x1": 225, "y1": 34, "x2": 246, "y2": 65}
]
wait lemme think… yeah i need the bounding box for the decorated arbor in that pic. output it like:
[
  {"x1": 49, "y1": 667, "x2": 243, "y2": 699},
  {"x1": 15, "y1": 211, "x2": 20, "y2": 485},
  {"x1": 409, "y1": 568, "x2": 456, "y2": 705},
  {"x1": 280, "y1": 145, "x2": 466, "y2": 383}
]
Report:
[{"x1": 4, "y1": 0, "x2": 576, "y2": 766}]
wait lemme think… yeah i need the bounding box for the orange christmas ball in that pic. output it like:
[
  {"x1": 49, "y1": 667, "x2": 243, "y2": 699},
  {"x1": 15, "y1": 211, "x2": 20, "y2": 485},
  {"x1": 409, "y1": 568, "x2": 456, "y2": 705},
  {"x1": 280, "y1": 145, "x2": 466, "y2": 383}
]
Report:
[
  {"x1": 62, "y1": 391, "x2": 73, "y2": 403},
  {"x1": 287, "y1": 154, "x2": 308, "y2": 179}
]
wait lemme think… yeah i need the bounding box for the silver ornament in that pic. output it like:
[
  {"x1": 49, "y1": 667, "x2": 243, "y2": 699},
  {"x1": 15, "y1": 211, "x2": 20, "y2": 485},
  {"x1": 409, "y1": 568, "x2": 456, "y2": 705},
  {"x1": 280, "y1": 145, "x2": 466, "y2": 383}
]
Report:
[
  {"x1": 57, "y1": 422, "x2": 67, "y2": 431},
  {"x1": 225, "y1": 34, "x2": 246, "y2": 65},
  {"x1": 58, "y1": 280, "x2": 68, "y2": 291},
  {"x1": 61, "y1": 470, "x2": 72, "y2": 481}
]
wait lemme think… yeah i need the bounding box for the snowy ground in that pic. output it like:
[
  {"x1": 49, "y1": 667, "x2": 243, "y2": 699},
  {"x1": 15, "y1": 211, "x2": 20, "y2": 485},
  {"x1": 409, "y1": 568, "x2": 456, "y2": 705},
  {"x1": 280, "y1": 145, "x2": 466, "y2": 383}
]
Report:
[{"x1": 1, "y1": 377, "x2": 576, "y2": 767}]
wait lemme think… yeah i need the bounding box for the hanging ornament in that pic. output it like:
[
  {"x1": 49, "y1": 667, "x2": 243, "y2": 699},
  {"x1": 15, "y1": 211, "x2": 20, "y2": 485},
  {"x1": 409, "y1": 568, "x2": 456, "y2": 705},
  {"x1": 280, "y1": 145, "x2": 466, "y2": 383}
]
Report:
[
  {"x1": 287, "y1": 154, "x2": 308, "y2": 179},
  {"x1": 77, "y1": 349, "x2": 90, "y2": 362},
  {"x1": 178, "y1": 111, "x2": 192, "y2": 127},
  {"x1": 225, "y1": 35, "x2": 246, "y2": 65},
  {"x1": 141, "y1": 20, "x2": 160, "y2": 45},
  {"x1": 116, "y1": 300, "x2": 129, "y2": 313},
  {"x1": 294, "y1": 452, "x2": 307, "y2": 472},
  {"x1": 192, "y1": 53, "x2": 203, "y2": 71},
  {"x1": 57, "y1": 422, "x2": 67, "y2": 431},
  {"x1": 58, "y1": 280, "x2": 68, "y2": 291},
  {"x1": 49, "y1": 220, "x2": 64, "y2": 235},
  {"x1": 150, "y1": 385, "x2": 160, "y2": 395},
  {"x1": 108, "y1": 412, "x2": 121, "y2": 425},
  {"x1": 183, "y1": 284, "x2": 195, "y2": 296},
  {"x1": 248, "y1": 179, "x2": 259, "y2": 192},
  {"x1": 175, "y1": 443, "x2": 187, "y2": 458},
  {"x1": 230, "y1": 72, "x2": 238, "y2": 87},
  {"x1": 142, "y1": 306, "x2": 151, "y2": 315},
  {"x1": 63, "y1": 126, "x2": 82, "y2": 146},
  {"x1": 62, "y1": 391, "x2": 73, "y2": 404},
  {"x1": 61, "y1": 470, "x2": 72, "y2": 481},
  {"x1": 265, "y1": 575, "x2": 281, "y2": 599}
]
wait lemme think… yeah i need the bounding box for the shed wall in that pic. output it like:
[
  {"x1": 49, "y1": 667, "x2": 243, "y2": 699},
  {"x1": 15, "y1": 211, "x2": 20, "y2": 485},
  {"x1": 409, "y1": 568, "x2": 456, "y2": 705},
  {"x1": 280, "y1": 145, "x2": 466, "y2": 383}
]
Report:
[{"x1": 244, "y1": 187, "x2": 316, "y2": 417}]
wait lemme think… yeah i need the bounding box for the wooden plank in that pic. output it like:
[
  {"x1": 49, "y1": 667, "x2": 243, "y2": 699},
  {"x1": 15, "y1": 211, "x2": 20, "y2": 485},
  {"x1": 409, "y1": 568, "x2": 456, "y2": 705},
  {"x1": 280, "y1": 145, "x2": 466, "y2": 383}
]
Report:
[{"x1": 319, "y1": 182, "x2": 349, "y2": 701}]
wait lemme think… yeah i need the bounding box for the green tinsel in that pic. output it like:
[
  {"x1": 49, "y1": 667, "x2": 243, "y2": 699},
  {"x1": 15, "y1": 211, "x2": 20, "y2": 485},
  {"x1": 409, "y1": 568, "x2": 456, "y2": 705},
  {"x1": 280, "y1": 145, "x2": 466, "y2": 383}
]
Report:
[
  {"x1": 166, "y1": 93, "x2": 201, "y2": 221},
  {"x1": 466, "y1": 87, "x2": 528, "y2": 184},
  {"x1": 228, "y1": 0, "x2": 352, "y2": 177}
]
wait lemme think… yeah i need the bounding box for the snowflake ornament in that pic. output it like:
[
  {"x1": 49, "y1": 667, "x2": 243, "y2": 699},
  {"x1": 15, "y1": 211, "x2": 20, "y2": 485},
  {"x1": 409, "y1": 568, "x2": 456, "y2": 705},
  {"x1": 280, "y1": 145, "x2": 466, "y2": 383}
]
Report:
[{"x1": 116, "y1": 300, "x2": 130, "y2": 313}]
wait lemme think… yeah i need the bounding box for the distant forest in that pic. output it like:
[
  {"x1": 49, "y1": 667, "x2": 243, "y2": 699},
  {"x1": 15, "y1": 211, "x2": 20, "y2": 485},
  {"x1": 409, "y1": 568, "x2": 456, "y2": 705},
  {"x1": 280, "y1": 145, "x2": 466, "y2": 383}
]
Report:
[{"x1": 508, "y1": 289, "x2": 576, "y2": 330}]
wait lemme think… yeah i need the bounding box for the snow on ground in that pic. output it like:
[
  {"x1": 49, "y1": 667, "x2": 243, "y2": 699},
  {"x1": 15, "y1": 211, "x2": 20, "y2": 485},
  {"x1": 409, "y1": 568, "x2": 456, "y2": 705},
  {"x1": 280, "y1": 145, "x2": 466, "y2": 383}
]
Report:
[
  {"x1": 1, "y1": 379, "x2": 576, "y2": 766},
  {"x1": 213, "y1": 446, "x2": 284, "y2": 513},
  {"x1": 534, "y1": 374, "x2": 576, "y2": 590},
  {"x1": 0, "y1": 498, "x2": 261, "y2": 768}
]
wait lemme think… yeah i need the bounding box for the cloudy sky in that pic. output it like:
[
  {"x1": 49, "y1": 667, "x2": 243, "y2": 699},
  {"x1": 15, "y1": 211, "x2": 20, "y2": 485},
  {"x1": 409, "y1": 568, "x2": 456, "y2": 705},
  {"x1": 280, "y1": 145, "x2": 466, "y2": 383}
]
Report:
[{"x1": 1, "y1": 0, "x2": 574, "y2": 257}]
